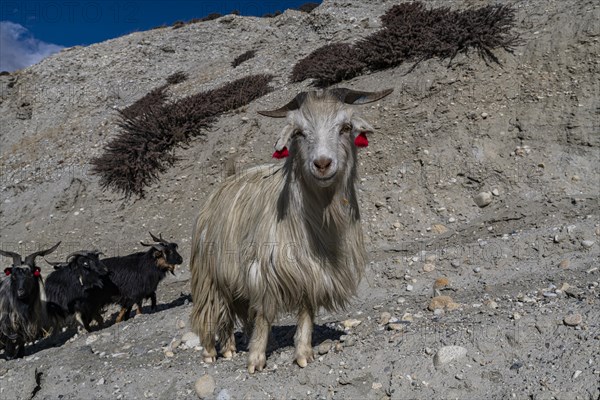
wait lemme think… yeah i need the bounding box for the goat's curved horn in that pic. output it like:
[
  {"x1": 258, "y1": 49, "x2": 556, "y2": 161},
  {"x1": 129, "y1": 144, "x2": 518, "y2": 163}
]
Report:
[
  {"x1": 0, "y1": 249, "x2": 23, "y2": 266},
  {"x1": 24, "y1": 242, "x2": 61, "y2": 266},
  {"x1": 149, "y1": 231, "x2": 164, "y2": 243},
  {"x1": 66, "y1": 250, "x2": 102, "y2": 261},
  {"x1": 329, "y1": 88, "x2": 394, "y2": 105},
  {"x1": 44, "y1": 257, "x2": 68, "y2": 269},
  {"x1": 258, "y1": 92, "x2": 308, "y2": 118}
]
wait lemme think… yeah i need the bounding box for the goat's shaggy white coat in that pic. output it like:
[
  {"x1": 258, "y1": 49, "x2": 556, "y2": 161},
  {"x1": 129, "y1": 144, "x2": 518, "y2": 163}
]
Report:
[{"x1": 190, "y1": 89, "x2": 391, "y2": 372}]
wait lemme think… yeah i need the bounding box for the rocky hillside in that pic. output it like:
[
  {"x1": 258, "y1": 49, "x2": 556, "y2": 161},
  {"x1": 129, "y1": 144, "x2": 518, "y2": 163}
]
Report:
[{"x1": 0, "y1": 0, "x2": 598, "y2": 399}]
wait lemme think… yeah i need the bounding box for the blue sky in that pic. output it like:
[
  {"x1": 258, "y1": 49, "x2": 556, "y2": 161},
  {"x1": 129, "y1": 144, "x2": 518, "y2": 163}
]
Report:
[{"x1": 1, "y1": 1, "x2": 319, "y2": 71}]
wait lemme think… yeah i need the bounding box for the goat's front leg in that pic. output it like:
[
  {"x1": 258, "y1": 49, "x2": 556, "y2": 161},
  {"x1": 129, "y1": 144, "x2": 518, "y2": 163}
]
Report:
[
  {"x1": 150, "y1": 292, "x2": 157, "y2": 310},
  {"x1": 247, "y1": 313, "x2": 270, "y2": 373},
  {"x1": 294, "y1": 305, "x2": 314, "y2": 368},
  {"x1": 115, "y1": 306, "x2": 131, "y2": 323}
]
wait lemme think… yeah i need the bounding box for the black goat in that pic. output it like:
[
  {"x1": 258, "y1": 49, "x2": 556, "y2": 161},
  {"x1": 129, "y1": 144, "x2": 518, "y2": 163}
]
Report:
[
  {"x1": 45, "y1": 251, "x2": 111, "y2": 332},
  {"x1": 101, "y1": 232, "x2": 183, "y2": 322},
  {"x1": 0, "y1": 242, "x2": 61, "y2": 359}
]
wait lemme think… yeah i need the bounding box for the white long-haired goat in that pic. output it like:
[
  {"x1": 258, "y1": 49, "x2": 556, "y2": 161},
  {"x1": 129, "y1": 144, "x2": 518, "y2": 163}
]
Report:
[{"x1": 190, "y1": 87, "x2": 393, "y2": 373}]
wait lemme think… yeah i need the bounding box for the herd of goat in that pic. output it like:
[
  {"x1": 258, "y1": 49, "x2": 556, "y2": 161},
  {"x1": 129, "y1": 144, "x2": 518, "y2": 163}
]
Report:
[
  {"x1": 0, "y1": 88, "x2": 393, "y2": 373},
  {"x1": 0, "y1": 233, "x2": 183, "y2": 359}
]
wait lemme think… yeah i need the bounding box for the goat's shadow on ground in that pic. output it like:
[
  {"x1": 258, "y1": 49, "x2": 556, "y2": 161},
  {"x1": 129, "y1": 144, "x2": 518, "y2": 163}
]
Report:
[
  {"x1": 24, "y1": 293, "x2": 192, "y2": 357},
  {"x1": 232, "y1": 323, "x2": 344, "y2": 355}
]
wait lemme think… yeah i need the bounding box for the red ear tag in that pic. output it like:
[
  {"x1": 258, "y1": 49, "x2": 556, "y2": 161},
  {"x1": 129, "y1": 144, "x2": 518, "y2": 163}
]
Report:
[
  {"x1": 272, "y1": 147, "x2": 289, "y2": 159},
  {"x1": 33, "y1": 268, "x2": 41, "y2": 277},
  {"x1": 4, "y1": 268, "x2": 11, "y2": 276},
  {"x1": 354, "y1": 132, "x2": 369, "y2": 147}
]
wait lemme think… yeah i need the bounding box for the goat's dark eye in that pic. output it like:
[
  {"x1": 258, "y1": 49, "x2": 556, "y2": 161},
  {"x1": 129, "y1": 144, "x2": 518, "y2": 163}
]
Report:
[
  {"x1": 340, "y1": 123, "x2": 352, "y2": 135},
  {"x1": 293, "y1": 129, "x2": 304, "y2": 138}
]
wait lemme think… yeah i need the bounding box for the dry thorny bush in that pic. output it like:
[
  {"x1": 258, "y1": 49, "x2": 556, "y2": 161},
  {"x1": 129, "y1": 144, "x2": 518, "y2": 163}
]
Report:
[
  {"x1": 291, "y1": 2, "x2": 520, "y2": 86},
  {"x1": 91, "y1": 75, "x2": 273, "y2": 199}
]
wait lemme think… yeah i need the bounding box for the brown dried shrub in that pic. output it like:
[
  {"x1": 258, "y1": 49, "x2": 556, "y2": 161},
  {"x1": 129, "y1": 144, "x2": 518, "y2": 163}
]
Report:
[
  {"x1": 119, "y1": 85, "x2": 168, "y2": 120},
  {"x1": 290, "y1": 43, "x2": 366, "y2": 87},
  {"x1": 232, "y1": 50, "x2": 256, "y2": 68},
  {"x1": 91, "y1": 75, "x2": 274, "y2": 198},
  {"x1": 166, "y1": 71, "x2": 188, "y2": 85},
  {"x1": 290, "y1": 2, "x2": 519, "y2": 86}
]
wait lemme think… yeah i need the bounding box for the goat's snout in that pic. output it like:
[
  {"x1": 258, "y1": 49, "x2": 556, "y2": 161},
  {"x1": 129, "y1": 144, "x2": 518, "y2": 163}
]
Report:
[
  {"x1": 17, "y1": 288, "x2": 26, "y2": 298},
  {"x1": 313, "y1": 156, "x2": 332, "y2": 173}
]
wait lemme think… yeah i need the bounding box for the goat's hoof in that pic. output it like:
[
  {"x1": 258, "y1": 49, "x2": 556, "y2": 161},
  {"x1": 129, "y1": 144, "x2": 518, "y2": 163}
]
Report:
[
  {"x1": 247, "y1": 353, "x2": 266, "y2": 374},
  {"x1": 222, "y1": 350, "x2": 235, "y2": 360},
  {"x1": 202, "y1": 348, "x2": 217, "y2": 363},
  {"x1": 295, "y1": 346, "x2": 314, "y2": 368}
]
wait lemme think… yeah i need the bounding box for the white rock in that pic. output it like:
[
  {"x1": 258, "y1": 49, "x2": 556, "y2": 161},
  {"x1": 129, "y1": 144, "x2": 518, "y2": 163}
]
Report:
[
  {"x1": 182, "y1": 332, "x2": 200, "y2": 348},
  {"x1": 474, "y1": 192, "x2": 493, "y2": 208},
  {"x1": 195, "y1": 375, "x2": 216, "y2": 399},
  {"x1": 216, "y1": 389, "x2": 231, "y2": 400},
  {"x1": 433, "y1": 346, "x2": 468, "y2": 366},
  {"x1": 342, "y1": 319, "x2": 362, "y2": 329},
  {"x1": 85, "y1": 335, "x2": 98, "y2": 345},
  {"x1": 581, "y1": 240, "x2": 595, "y2": 248}
]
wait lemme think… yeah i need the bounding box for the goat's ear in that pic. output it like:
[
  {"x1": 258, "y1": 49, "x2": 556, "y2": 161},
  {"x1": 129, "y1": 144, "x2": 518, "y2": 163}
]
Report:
[
  {"x1": 274, "y1": 124, "x2": 294, "y2": 152},
  {"x1": 4, "y1": 267, "x2": 11, "y2": 276},
  {"x1": 273, "y1": 124, "x2": 294, "y2": 158},
  {"x1": 351, "y1": 116, "x2": 374, "y2": 148},
  {"x1": 351, "y1": 116, "x2": 374, "y2": 134},
  {"x1": 153, "y1": 250, "x2": 164, "y2": 259}
]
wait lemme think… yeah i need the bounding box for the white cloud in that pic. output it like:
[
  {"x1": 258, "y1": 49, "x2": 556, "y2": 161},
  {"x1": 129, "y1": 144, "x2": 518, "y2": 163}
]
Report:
[{"x1": 0, "y1": 21, "x2": 64, "y2": 72}]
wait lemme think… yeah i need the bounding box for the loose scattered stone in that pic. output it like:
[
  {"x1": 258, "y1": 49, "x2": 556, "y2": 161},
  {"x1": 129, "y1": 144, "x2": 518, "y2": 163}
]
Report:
[
  {"x1": 342, "y1": 319, "x2": 362, "y2": 329},
  {"x1": 423, "y1": 263, "x2": 435, "y2": 272},
  {"x1": 450, "y1": 260, "x2": 460, "y2": 268},
  {"x1": 379, "y1": 312, "x2": 392, "y2": 325},
  {"x1": 572, "y1": 370, "x2": 582, "y2": 380},
  {"x1": 182, "y1": 332, "x2": 200, "y2": 348},
  {"x1": 195, "y1": 375, "x2": 216, "y2": 399},
  {"x1": 512, "y1": 312, "x2": 522, "y2": 320},
  {"x1": 431, "y1": 224, "x2": 448, "y2": 234},
  {"x1": 164, "y1": 350, "x2": 174, "y2": 357},
  {"x1": 581, "y1": 240, "x2": 595, "y2": 249},
  {"x1": 96, "y1": 378, "x2": 105, "y2": 385},
  {"x1": 559, "y1": 259, "x2": 570, "y2": 269},
  {"x1": 85, "y1": 334, "x2": 98, "y2": 345},
  {"x1": 406, "y1": 284, "x2": 414, "y2": 291},
  {"x1": 177, "y1": 320, "x2": 186, "y2": 329},
  {"x1": 318, "y1": 339, "x2": 333, "y2": 355},
  {"x1": 491, "y1": 188, "x2": 500, "y2": 196},
  {"x1": 387, "y1": 323, "x2": 404, "y2": 331},
  {"x1": 216, "y1": 389, "x2": 231, "y2": 400},
  {"x1": 563, "y1": 313, "x2": 582, "y2": 326},
  {"x1": 484, "y1": 299, "x2": 499, "y2": 309},
  {"x1": 396, "y1": 297, "x2": 406, "y2": 304},
  {"x1": 474, "y1": 192, "x2": 493, "y2": 208},
  {"x1": 169, "y1": 339, "x2": 182, "y2": 351},
  {"x1": 428, "y1": 296, "x2": 460, "y2": 311},
  {"x1": 401, "y1": 313, "x2": 414, "y2": 322},
  {"x1": 433, "y1": 346, "x2": 467, "y2": 366},
  {"x1": 392, "y1": 222, "x2": 402, "y2": 229},
  {"x1": 481, "y1": 112, "x2": 489, "y2": 119},
  {"x1": 448, "y1": 217, "x2": 456, "y2": 223}
]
